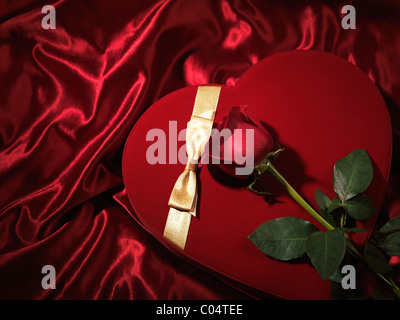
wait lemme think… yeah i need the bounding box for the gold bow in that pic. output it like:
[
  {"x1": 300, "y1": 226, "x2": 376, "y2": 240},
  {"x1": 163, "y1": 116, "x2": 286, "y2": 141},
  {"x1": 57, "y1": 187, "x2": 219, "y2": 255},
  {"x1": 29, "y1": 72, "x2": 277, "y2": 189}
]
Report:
[{"x1": 163, "y1": 86, "x2": 221, "y2": 250}]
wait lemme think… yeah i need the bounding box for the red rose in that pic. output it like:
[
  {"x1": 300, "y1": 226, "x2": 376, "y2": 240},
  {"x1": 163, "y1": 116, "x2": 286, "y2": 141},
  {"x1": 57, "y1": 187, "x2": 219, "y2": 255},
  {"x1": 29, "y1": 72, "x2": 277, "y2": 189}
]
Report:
[{"x1": 208, "y1": 105, "x2": 275, "y2": 178}]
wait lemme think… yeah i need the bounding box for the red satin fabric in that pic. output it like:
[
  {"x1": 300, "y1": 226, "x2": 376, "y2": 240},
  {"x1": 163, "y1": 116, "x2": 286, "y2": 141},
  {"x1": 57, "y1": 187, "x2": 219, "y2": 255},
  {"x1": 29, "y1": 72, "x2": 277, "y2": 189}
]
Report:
[{"x1": 0, "y1": 0, "x2": 399, "y2": 299}]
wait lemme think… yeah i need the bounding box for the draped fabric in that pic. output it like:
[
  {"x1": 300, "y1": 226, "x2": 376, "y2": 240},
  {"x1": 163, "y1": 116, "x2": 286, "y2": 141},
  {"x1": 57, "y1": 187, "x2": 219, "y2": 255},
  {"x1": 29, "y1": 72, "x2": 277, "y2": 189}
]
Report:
[{"x1": 1, "y1": 0, "x2": 400, "y2": 299}]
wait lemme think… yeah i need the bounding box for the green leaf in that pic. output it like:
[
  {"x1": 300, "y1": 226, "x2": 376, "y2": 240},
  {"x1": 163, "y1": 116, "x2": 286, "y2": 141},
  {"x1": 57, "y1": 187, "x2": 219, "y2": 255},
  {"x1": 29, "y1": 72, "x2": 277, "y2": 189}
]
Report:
[
  {"x1": 314, "y1": 188, "x2": 331, "y2": 213},
  {"x1": 328, "y1": 268, "x2": 343, "y2": 284},
  {"x1": 380, "y1": 216, "x2": 400, "y2": 233},
  {"x1": 248, "y1": 217, "x2": 317, "y2": 261},
  {"x1": 343, "y1": 194, "x2": 376, "y2": 221},
  {"x1": 333, "y1": 149, "x2": 373, "y2": 201},
  {"x1": 327, "y1": 197, "x2": 343, "y2": 213},
  {"x1": 379, "y1": 232, "x2": 400, "y2": 256},
  {"x1": 374, "y1": 216, "x2": 400, "y2": 240},
  {"x1": 379, "y1": 217, "x2": 400, "y2": 256},
  {"x1": 314, "y1": 189, "x2": 337, "y2": 227},
  {"x1": 364, "y1": 239, "x2": 392, "y2": 274},
  {"x1": 326, "y1": 199, "x2": 348, "y2": 227},
  {"x1": 306, "y1": 229, "x2": 346, "y2": 280},
  {"x1": 322, "y1": 212, "x2": 337, "y2": 228}
]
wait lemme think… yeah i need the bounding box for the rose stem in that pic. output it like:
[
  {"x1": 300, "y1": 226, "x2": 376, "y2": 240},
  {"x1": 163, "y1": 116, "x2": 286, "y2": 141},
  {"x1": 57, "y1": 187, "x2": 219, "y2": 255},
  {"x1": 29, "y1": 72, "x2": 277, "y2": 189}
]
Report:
[
  {"x1": 264, "y1": 161, "x2": 400, "y2": 299},
  {"x1": 264, "y1": 161, "x2": 334, "y2": 231}
]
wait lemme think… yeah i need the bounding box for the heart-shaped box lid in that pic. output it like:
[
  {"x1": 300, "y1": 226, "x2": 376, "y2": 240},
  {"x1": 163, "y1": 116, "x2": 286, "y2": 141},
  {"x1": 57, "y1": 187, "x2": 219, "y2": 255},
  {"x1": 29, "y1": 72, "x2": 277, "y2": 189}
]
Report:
[{"x1": 122, "y1": 50, "x2": 392, "y2": 299}]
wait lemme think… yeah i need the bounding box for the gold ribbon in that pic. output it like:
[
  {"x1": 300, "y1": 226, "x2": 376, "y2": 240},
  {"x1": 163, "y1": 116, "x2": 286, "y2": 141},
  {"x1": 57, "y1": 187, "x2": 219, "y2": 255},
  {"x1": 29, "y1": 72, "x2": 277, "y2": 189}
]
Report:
[{"x1": 163, "y1": 86, "x2": 221, "y2": 250}]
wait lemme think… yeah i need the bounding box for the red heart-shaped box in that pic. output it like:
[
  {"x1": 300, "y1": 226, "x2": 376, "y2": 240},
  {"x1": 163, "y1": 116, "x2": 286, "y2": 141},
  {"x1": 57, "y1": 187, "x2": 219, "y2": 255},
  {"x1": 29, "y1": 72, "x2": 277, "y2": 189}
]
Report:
[{"x1": 122, "y1": 50, "x2": 392, "y2": 300}]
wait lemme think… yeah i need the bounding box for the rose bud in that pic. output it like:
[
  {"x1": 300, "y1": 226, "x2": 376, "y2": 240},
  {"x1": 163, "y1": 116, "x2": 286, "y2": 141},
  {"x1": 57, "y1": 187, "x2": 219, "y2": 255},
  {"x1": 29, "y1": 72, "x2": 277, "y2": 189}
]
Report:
[{"x1": 207, "y1": 105, "x2": 275, "y2": 178}]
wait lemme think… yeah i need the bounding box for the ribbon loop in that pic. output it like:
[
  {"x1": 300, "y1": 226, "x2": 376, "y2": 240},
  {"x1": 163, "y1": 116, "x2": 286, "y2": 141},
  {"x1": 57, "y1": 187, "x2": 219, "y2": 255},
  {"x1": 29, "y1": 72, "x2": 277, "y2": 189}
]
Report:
[
  {"x1": 163, "y1": 85, "x2": 221, "y2": 250},
  {"x1": 168, "y1": 169, "x2": 197, "y2": 212}
]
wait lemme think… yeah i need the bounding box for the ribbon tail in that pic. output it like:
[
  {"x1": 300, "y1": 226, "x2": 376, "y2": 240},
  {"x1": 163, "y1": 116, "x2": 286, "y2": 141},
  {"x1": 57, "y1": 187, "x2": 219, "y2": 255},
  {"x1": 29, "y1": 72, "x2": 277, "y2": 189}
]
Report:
[
  {"x1": 168, "y1": 169, "x2": 197, "y2": 212},
  {"x1": 163, "y1": 207, "x2": 192, "y2": 250},
  {"x1": 163, "y1": 186, "x2": 198, "y2": 249}
]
